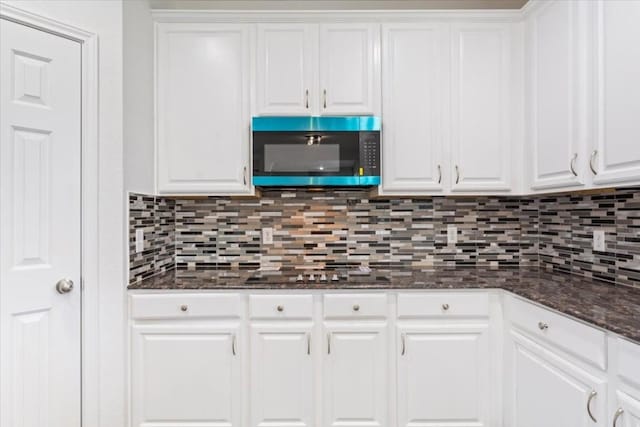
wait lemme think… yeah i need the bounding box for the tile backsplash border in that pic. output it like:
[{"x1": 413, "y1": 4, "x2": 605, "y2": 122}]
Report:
[{"x1": 128, "y1": 187, "x2": 640, "y2": 289}]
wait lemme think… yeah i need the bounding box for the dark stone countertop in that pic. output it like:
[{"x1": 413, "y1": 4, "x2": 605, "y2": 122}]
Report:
[{"x1": 128, "y1": 267, "x2": 640, "y2": 344}]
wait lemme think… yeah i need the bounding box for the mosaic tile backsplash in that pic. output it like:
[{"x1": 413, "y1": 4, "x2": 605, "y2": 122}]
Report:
[{"x1": 129, "y1": 188, "x2": 640, "y2": 288}]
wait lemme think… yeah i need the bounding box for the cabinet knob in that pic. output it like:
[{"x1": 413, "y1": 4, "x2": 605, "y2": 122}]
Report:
[
  {"x1": 180, "y1": 305, "x2": 188, "y2": 312},
  {"x1": 442, "y1": 303, "x2": 450, "y2": 311},
  {"x1": 277, "y1": 305, "x2": 284, "y2": 312},
  {"x1": 538, "y1": 321, "x2": 549, "y2": 331},
  {"x1": 353, "y1": 304, "x2": 360, "y2": 312}
]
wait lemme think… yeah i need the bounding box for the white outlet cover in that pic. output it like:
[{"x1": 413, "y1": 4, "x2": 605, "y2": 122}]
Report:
[
  {"x1": 262, "y1": 227, "x2": 274, "y2": 245},
  {"x1": 135, "y1": 229, "x2": 144, "y2": 253},
  {"x1": 447, "y1": 225, "x2": 458, "y2": 245},
  {"x1": 593, "y1": 230, "x2": 606, "y2": 252}
]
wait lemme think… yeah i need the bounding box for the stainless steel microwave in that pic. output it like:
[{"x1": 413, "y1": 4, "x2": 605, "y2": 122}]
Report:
[{"x1": 252, "y1": 116, "x2": 381, "y2": 187}]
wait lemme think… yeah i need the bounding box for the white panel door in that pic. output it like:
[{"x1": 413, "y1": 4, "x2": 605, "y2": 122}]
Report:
[
  {"x1": 510, "y1": 332, "x2": 607, "y2": 427},
  {"x1": 250, "y1": 323, "x2": 314, "y2": 427},
  {"x1": 614, "y1": 391, "x2": 640, "y2": 427},
  {"x1": 131, "y1": 323, "x2": 242, "y2": 427},
  {"x1": 0, "y1": 19, "x2": 81, "y2": 427},
  {"x1": 450, "y1": 23, "x2": 512, "y2": 192},
  {"x1": 381, "y1": 24, "x2": 446, "y2": 194},
  {"x1": 323, "y1": 323, "x2": 388, "y2": 427},
  {"x1": 528, "y1": 0, "x2": 588, "y2": 190},
  {"x1": 256, "y1": 24, "x2": 316, "y2": 115},
  {"x1": 156, "y1": 23, "x2": 252, "y2": 194},
  {"x1": 397, "y1": 324, "x2": 491, "y2": 427},
  {"x1": 319, "y1": 23, "x2": 379, "y2": 116},
  {"x1": 591, "y1": 0, "x2": 640, "y2": 185}
]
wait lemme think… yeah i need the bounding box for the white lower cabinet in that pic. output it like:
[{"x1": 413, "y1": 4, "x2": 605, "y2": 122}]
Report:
[
  {"x1": 131, "y1": 322, "x2": 243, "y2": 427},
  {"x1": 250, "y1": 322, "x2": 314, "y2": 427},
  {"x1": 509, "y1": 331, "x2": 607, "y2": 427},
  {"x1": 323, "y1": 322, "x2": 388, "y2": 427},
  {"x1": 129, "y1": 291, "x2": 640, "y2": 427},
  {"x1": 397, "y1": 324, "x2": 491, "y2": 427}
]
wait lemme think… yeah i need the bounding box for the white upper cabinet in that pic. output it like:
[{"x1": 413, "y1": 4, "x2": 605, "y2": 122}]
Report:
[
  {"x1": 450, "y1": 23, "x2": 513, "y2": 192},
  {"x1": 256, "y1": 24, "x2": 316, "y2": 115},
  {"x1": 255, "y1": 23, "x2": 380, "y2": 116},
  {"x1": 591, "y1": 0, "x2": 640, "y2": 186},
  {"x1": 156, "y1": 23, "x2": 252, "y2": 195},
  {"x1": 381, "y1": 23, "x2": 447, "y2": 194},
  {"x1": 319, "y1": 23, "x2": 380, "y2": 116},
  {"x1": 527, "y1": 0, "x2": 588, "y2": 191}
]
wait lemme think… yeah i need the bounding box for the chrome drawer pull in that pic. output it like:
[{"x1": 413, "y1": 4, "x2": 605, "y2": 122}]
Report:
[
  {"x1": 590, "y1": 150, "x2": 598, "y2": 175},
  {"x1": 538, "y1": 322, "x2": 549, "y2": 331},
  {"x1": 327, "y1": 332, "x2": 331, "y2": 355},
  {"x1": 277, "y1": 305, "x2": 284, "y2": 312},
  {"x1": 180, "y1": 305, "x2": 188, "y2": 312},
  {"x1": 401, "y1": 333, "x2": 406, "y2": 356},
  {"x1": 307, "y1": 332, "x2": 311, "y2": 355},
  {"x1": 613, "y1": 408, "x2": 624, "y2": 427},
  {"x1": 232, "y1": 334, "x2": 237, "y2": 356},
  {"x1": 587, "y1": 390, "x2": 597, "y2": 423},
  {"x1": 353, "y1": 304, "x2": 360, "y2": 312},
  {"x1": 442, "y1": 303, "x2": 450, "y2": 311},
  {"x1": 570, "y1": 153, "x2": 578, "y2": 177}
]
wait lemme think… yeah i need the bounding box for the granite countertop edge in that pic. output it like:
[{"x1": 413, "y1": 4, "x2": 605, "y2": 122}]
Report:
[{"x1": 128, "y1": 267, "x2": 640, "y2": 345}]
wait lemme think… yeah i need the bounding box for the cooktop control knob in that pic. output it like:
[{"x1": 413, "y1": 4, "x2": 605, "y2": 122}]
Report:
[
  {"x1": 296, "y1": 274, "x2": 304, "y2": 282},
  {"x1": 331, "y1": 274, "x2": 339, "y2": 282},
  {"x1": 320, "y1": 273, "x2": 327, "y2": 282}
]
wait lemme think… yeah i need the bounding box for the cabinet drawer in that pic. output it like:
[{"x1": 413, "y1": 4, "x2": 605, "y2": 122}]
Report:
[
  {"x1": 617, "y1": 338, "x2": 640, "y2": 388},
  {"x1": 507, "y1": 296, "x2": 607, "y2": 370},
  {"x1": 323, "y1": 294, "x2": 388, "y2": 319},
  {"x1": 397, "y1": 292, "x2": 489, "y2": 318},
  {"x1": 250, "y1": 295, "x2": 313, "y2": 319},
  {"x1": 130, "y1": 293, "x2": 242, "y2": 320}
]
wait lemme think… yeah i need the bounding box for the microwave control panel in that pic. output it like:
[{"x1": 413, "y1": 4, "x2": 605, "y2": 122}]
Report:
[{"x1": 359, "y1": 131, "x2": 381, "y2": 177}]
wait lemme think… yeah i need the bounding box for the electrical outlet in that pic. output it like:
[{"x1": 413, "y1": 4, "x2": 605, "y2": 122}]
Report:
[
  {"x1": 447, "y1": 225, "x2": 458, "y2": 245},
  {"x1": 262, "y1": 227, "x2": 274, "y2": 245},
  {"x1": 135, "y1": 229, "x2": 144, "y2": 253},
  {"x1": 593, "y1": 230, "x2": 606, "y2": 252}
]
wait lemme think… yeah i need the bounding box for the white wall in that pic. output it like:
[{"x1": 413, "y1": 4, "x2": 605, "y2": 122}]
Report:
[
  {"x1": 2, "y1": 1, "x2": 126, "y2": 426},
  {"x1": 124, "y1": 0, "x2": 155, "y2": 194}
]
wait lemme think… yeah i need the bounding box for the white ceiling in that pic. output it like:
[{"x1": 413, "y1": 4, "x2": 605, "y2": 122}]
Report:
[{"x1": 150, "y1": 0, "x2": 530, "y2": 10}]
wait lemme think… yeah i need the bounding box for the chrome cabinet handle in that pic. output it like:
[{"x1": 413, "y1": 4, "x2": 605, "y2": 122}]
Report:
[
  {"x1": 353, "y1": 304, "x2": 360, "y2": 312},
  {"x1": 587, "y1": 390, "x2": 597, "y2": 423},
  {"x1": 232, "y1": 334, "x2": 237, "y2": 356},
  {"x1": 570, "y1": 153, "x2": 578, "y2": 177},
  {"x1": 538, "y1": 321, "x2": 549, "y2": 331},
  {"x1": 437, "y1": 165, "x2": 442, "y2": 184},
  {"x1": 243, "y1": 166, "x2": 248, "y2": 186},
  {"x1": 442, "y1": 303, "x2": 450, "y2": 311},
  {"x1": 401, "y1": 333, "x2": 406, "y2": 356},
  {"x1": 327, "y1": 332, "x2": 331, "y2": 354},
  {"x1": 180, "y1": 305, "x2": 188, "y2": 312},
  {"x1": 276, "y1": 305, "x2": 284, "y2": 312},
  {"x1": 590, "y1": 150, "x2": 598, "y2": 175},
  {"x1": 305, "y1": 89, "x2": 309, "y2": 109},
  {"x1": 613, "y1": 408, "x2": 624, "y2": 427},
  {"x1": 455, "y1": 165, "x2": 460, "y2": 184},
  {"x1": 307, "y1": 332, "x2": 311, "y2": 355},
  {"x1": 323, "y1": 89, "x2": 327, "y2": 109},
  {"x1": 55, "y1": 278, "x2": 74, "y2": 294}
]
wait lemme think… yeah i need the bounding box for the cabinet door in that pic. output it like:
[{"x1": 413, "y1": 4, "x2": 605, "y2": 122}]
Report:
[
  {"x1": 324, "y1": 323, "x2": 388, "y2": 427},
  {"x1": 250, "y1": 323, "x2": 314, "y2": 427},
  {"x1": 381, "y1": 24, "x2": 446, "y2": 194},
  {"x1": 614, "y1": 391, "x2": 640, "y2": 427},
  {"x1": 527, "y1": 0, "x2": 588, "y2": 190},
  {"x1": 510, "y1": 331, "x2": 607, "y2": 427},
  {"x1": 131, "y1": 323, "x2": 242, "y2": 427},
  {"x1": 450, "y1": 24, "x2": 512, "y2": 192},
  {"x1": 256, "y1": 24, "x2": 316, "y2": 115},
  {"x1": 591, "y1": 0, "x2": 640, "y2": 186},
  {"x1": 319, "y1": 23, "x2": 380, "y2": 115},
  {"x1": 156, "y1": 23, "x2": 251, "y2": 194},
  {"x1": 397, "y1": 324, "x2": 491, "y2": 427}
]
